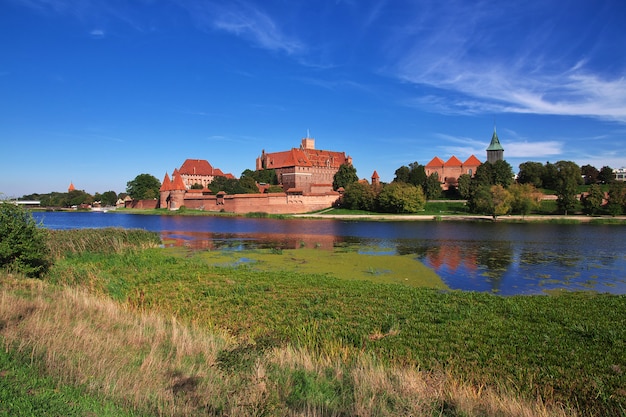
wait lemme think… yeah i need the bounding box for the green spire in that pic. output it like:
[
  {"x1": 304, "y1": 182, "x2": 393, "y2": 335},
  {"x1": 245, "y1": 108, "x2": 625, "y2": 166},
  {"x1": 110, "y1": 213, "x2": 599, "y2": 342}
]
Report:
[{"x1": 486, "y1": 127, "x2": 504, "y2": 151}]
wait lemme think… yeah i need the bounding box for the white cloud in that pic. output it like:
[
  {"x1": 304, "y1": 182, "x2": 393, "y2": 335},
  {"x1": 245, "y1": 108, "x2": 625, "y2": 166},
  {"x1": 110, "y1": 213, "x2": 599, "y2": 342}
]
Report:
[
  {"x1": 388, "y1": 1, "x2": 626, "y2": 123},
  {"x1": 180, "y1": 1, "x2": 303, "y2": 56},
  {"x1": 89, "y1": 28, "x2": 105, "y2": 38}
]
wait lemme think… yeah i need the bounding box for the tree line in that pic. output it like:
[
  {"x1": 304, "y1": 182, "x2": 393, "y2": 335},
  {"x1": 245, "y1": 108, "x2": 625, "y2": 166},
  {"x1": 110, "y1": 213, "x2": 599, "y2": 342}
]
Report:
[
  {"x1": 340, "y1": 160, "x2": 626, "y2": 217},
  {"x1": 15, "y1": 160, "x2": 626, "y2": 217}
]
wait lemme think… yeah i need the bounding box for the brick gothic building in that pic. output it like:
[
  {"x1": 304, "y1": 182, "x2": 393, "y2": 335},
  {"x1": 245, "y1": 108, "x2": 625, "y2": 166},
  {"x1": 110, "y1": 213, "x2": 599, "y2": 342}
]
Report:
[
  {"x1": 256, "y1": 137, "x2": 352, "y2": 193},
  {"x1": 425, "y1": 155, "x2": 482, "y2": 190},
  {"x1": 176, "y1": 159, "x2": 234, "y2": 189}
]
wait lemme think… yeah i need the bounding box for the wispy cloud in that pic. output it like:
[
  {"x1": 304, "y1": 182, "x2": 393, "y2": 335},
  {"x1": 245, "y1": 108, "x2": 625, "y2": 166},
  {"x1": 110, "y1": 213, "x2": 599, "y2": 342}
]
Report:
[
  {"x1": 435, "y1": 132, "x2": 563, "y2": 160},
  {"x1": 387, "y1": 1, "x2": 626, "y2": 123},
  {"x1": 179, "y1": 0, "x2": 303, "y2": 55}
]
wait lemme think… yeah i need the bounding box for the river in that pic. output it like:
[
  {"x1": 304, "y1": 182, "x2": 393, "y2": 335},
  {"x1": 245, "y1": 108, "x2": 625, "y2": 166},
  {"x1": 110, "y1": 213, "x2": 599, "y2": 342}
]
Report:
[{"x1": 33, "y1": 211, "x2": 626, "y2": 295}]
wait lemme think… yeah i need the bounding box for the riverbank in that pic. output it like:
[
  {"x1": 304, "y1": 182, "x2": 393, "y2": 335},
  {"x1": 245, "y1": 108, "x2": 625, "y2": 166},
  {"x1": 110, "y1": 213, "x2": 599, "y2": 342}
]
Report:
[
  {"x1": 2, "y1": 228, "x2": 624, "y2": 416},
  {"x1": 293, "y1": 211, "x2": 626, "y2": 223},
  {"x1": 110, "y1": 207, "x2": 626, "y2": 224}
]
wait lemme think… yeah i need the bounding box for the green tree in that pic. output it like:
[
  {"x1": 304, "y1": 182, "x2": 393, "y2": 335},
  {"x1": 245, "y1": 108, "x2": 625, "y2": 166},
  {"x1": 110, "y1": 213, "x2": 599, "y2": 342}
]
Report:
[
  {"x1": 517, "y1": 162, "x2": 545, "y2": 188},
  {"x1": 190, "y1": 183, "x2": 204, "y2": 190},
  {"x1": 542, "y1": 162, "x2": 559, "y2": 191},
  {"x1": 0, "y1": 202, "x2": 50, "y2": 277},
  {"x1": 424, "y1": 173, "x2": 441, "y2": 200},
  {"x1": 408, "y1": 162, "x2": 427, "y2": 187},
  {"x1": 509, "y1": 183, "x2": 541, "y2": 217},
  {"x1": 67, "y1": 189, "x2": 93, "y2": 207},
  {"x1": 342, "y1": 181, "x2": 376, "y2": 211},
  {"x1": 333, "y1": 163, "x2": 358, "y2": 190},
  {"x1": 457, "y1": 174, "x2": 472, "y2": 199},
  {"x1": 101, "y1": 191, "x2": 118, "y2": 206},
  {"x1": 126, "y1": 174, "x2": 161, "y2": 200},
  {"x1": 238, "y1": 175, "x2": 259, "y2": 193},
  {"x1": 393, "y1": 166, "x2": 410, "y2": 183},
  {"x1": 469, "y1": 184, "x2": 512, "y2": 220},
  {"x1": 598, "y1": 166, "x2": 615, "y2": 184},
  {"x1": 582, "y1": 184, "x2": 605, "y2": 215},
  {"x1": 581, "y1": 164, "x2": 599, "y2": 185},
  {"x1": 607, "y1": 182, "x2": 625, "y2": 216},
  {"x1": 474, "y1": 160, "x2": 514, "y2": 188},
  {"x1": 241, "y1": 168, "x2": 278, "y2": 186},
  {"x1": 554, "y1": 161, "x2": 583, "y2": 215},
  {"x1": 376, "y1": 183, "x2": 425, "y2": 213}
]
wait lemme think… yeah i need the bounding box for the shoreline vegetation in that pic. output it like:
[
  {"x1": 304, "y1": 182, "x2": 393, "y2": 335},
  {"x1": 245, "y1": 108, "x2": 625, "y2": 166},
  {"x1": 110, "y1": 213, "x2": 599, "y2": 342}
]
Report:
[
  {"x1": 1, "y1": 228, "x2": 625, "y2": 416},
  {"x1": 36, "y1": 202, "x2": 626, "y2": 224},
  {"x1": 108, "y1": 206, "x2": 626, "y2": 224}
]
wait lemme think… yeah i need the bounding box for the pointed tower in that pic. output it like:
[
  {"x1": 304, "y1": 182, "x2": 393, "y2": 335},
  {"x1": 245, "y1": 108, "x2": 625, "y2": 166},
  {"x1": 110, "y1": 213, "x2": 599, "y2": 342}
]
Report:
[
  {"x1": 68, "y1": 182, "x2": 75, "y2": 192},
  {"x1": 486, "y1": 127, "x2": 504, "y2": 164},
  {"x1": 159, "y1": 173, "x2": 172, "y2": 209},
  {"x1": 371, "y1": 170, "x2": 380, "y2": 187}
]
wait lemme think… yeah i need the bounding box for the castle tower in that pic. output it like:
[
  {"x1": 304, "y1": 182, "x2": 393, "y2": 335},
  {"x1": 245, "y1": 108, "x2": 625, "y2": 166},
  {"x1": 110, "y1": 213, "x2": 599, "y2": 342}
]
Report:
[
  {"x1": 371, "y1": 170, "x2": 380, "y2": 186},
  {"x1": 486, "y1": 127, "x2": 504, "y2": 164}
]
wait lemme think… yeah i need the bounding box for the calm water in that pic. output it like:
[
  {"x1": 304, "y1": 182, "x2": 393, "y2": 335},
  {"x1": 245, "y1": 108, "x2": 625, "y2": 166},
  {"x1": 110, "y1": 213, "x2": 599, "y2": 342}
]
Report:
[{"x1": 33, "y1": 211, "x2": 626, "y2": 295}]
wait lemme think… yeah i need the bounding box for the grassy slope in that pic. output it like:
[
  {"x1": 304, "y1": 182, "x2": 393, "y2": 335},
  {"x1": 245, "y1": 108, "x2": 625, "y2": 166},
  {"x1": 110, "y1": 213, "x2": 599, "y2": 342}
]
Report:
[{"x1": 43, "y1": 246, "x2": 626, "y2": 415}]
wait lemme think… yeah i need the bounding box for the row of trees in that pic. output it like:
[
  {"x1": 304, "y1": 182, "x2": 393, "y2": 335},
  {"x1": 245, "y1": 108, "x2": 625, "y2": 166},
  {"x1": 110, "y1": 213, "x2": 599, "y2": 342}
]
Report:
[
  {"x1": 517, "y1": 162, "x2": 616, "y2": 189},
  {"x1": 340, "y1": 159, "x2": 626, "y2": 217},
  {"x1": 22, "y1": 189, "x2": 121, "y2": 208},
  {"x1": 336, "y1": 164, "x2": 428, "y2": 213}
]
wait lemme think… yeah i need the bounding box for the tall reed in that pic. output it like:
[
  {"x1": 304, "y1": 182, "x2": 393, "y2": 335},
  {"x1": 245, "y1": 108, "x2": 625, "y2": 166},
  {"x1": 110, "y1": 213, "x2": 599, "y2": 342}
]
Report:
[{"x1": 47, "y1": 228, "x2": 161, "y2": 259}]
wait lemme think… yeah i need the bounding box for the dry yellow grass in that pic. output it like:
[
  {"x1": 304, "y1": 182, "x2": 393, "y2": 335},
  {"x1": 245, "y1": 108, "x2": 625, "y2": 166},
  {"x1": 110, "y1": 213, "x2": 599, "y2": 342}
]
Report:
[{"x1": 0, "y1": 274, "x2": 575, "y2": 416}]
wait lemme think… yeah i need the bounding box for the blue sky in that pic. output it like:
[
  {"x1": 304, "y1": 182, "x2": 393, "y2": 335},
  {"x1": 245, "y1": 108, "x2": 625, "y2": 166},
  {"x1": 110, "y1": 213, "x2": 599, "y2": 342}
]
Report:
[{"x1": 2, "y1": 0, "x2": 625, "y2": 197}]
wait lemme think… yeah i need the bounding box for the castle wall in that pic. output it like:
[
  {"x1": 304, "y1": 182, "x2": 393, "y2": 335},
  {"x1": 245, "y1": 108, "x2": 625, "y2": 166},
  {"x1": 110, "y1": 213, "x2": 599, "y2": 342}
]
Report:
[
  {"x1": 160, "y1": 191, "x2": 340, "y2": 214},
  {"x1": 125, "y1": 199, "x2": 158, "y2": 209}
]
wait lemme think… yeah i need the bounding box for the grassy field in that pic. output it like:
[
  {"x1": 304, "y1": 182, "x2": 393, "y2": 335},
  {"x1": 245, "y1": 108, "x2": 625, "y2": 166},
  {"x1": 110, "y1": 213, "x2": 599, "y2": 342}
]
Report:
[{"x1": 1, "y1": 228, "x2": 625, "y2": 416}]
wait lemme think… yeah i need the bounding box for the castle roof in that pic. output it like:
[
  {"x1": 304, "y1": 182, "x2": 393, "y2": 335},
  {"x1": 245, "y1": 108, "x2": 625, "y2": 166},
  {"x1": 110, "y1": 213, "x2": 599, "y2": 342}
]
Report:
[
  {"x1": 160, "y1": 173, "x2": 172, "y2": 192},
  {"x1": 444, "y1": 156, "x2": 463, "y2": 167},
  {"x1": 463, "y1": 155, "x2": 482, "y2": 166},
  {"x1": 426, "y1": 156, "x2": 445, "y2": 167},
  {"x1": 171, "y1": 169, "x2": 186, "y2": 190},
  {"x1": 486, "y1": 129, "x2": 504, "y2": 151},
  {"x1": 263, "y1": 147, "x2": 349, "y2": 169},
  {"x1": 372, "y1": 170, "x2": 379, "y2": 179},
  {"x1": 179, "y1": 159, "x2": 215, "y2": 176},
  {"x1": 68, "y1": 182, "x2": 75, "y2": 192}
]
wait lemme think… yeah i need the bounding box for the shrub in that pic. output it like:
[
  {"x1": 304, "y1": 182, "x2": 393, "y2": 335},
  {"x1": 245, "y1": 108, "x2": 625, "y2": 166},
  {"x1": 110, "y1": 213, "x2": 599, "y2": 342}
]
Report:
[{"x1": 0, "y1": 203, "x2": 50, "y2": 277}]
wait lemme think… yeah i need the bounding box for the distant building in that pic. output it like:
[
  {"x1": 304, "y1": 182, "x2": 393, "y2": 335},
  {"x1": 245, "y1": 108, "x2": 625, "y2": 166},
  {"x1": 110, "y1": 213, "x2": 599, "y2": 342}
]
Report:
[
  {"x1": 256, "y1": 137, "x2": 352, "y2": 193},
  {"x1": 68, "y1": 182, "x2": 75, "y2": 192},
  {"x1": 176, "y1": 159, "x2": 234, "y2": 189},
  {"x1": 614, "y1": 168, "x2": 626, "y2": 182},
  {"x1": 486, "y1": 127, "x2": 504, "y2": 163},
  {"x1": 425, "y1": 155, "x2": 482, "y2": 190}
]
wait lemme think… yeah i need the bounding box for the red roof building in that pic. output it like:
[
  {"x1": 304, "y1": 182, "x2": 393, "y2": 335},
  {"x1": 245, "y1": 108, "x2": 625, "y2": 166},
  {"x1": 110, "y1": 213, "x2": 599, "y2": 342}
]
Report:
[
  {"x1": 174, "y1": 159, "x2": 234, "y2": 189},
  {"x1": 256, "y1": 137, "x2": 352, "y2": 193},
  {"x1": 425, "y1": 155, "x2": 482, "y2": 190}
]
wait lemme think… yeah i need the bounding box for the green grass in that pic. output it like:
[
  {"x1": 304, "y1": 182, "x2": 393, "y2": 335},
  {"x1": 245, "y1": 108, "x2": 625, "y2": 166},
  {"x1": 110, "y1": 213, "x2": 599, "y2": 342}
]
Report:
[
  {"x1": 47, "y1": 228, "x2": 161, "y2": 259},
  {"x1": 44, "y1": 245, "x2": 626, "y2": 415},
  {"x1": 3, "y1": 228, "x2": 625, "y2": 415},
  {"x1": 0, "y1": 348, "x2": 139, "y2": 417}
]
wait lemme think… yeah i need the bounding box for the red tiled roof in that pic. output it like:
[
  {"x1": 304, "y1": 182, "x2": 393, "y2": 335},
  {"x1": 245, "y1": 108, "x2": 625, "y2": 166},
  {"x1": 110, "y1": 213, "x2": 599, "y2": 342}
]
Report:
[
  {"x1": 463, "y1": 155, "x2": 482, "y2": 166},
  {"x1": 372, "y1": 170, "x2": 380, "y2": 179},
  {"x1": 160, "y1": 173, "x2": 171, "y2": 192},
  {"x1": 68, "y1": 182, "x2": 75, "y2": 192},
  {"x1": 263, "y1": 147, "x2": 349, "y2": 169},
  {"x1": 426, "y1": 156, "x2": 445, "y2": 167},
  {"x1": 171, "y1": 169, "x2": 186, "y2": 190},
  {"x1": 179, "y1": 159, "x2": 214, "y2": 176},
  {"x1": 444, "y1": 156, "x2": 463, "y2": 167}
]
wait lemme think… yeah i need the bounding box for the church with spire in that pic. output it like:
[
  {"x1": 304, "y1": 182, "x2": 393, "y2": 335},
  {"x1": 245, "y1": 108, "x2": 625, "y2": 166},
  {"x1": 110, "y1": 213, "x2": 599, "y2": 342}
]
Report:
[{"x1": 486, "y1": 127, "x2": 504, "y2": 164}]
